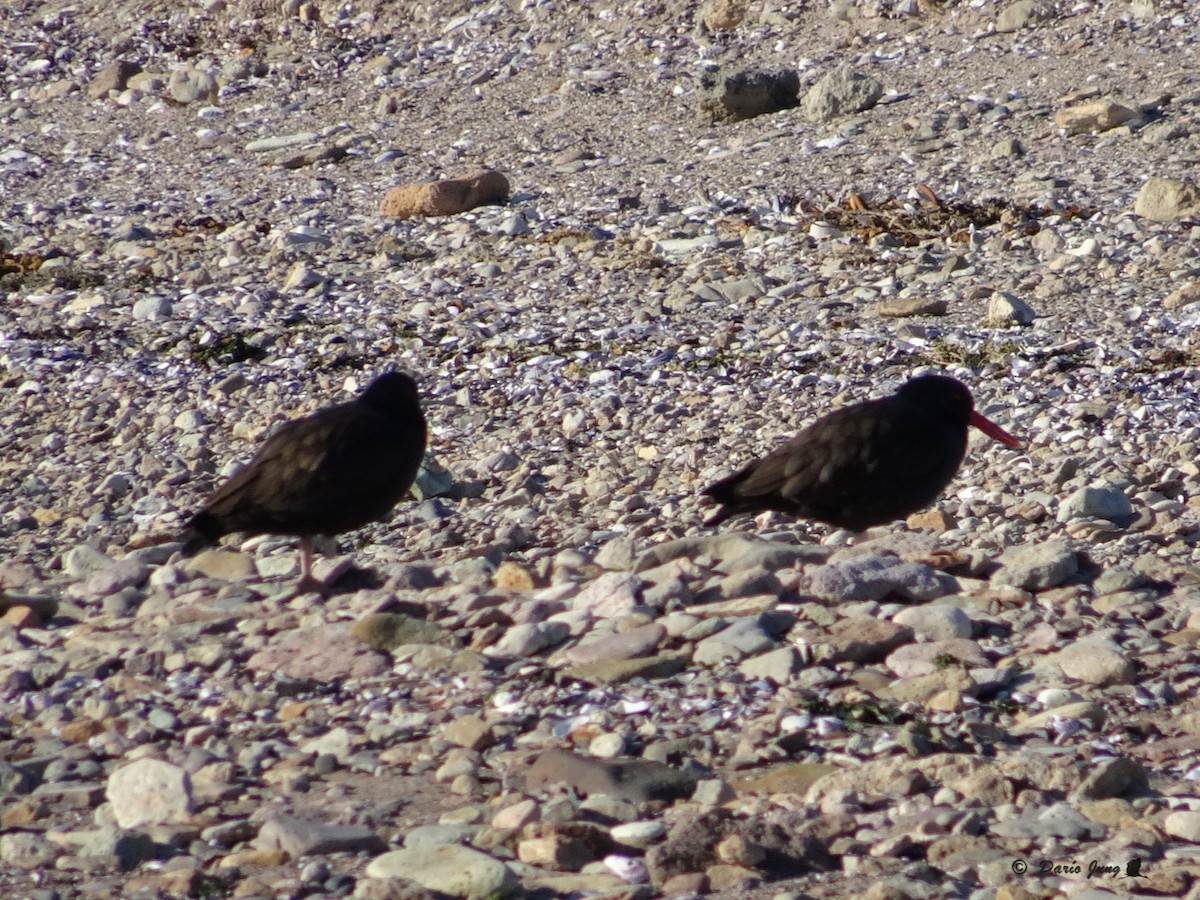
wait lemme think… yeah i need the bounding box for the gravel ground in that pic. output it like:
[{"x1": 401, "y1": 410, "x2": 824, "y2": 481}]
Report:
[{"x1": 4, "y1": 0, "x2": 1200, "y2": 898}]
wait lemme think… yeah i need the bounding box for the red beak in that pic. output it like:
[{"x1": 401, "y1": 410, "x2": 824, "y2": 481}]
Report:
[{"x1": 969, "y1": 410, "x2": 1021, "y2": 448}]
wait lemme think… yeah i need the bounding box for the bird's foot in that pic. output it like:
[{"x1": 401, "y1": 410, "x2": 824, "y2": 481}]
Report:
[
  {"x1": 294, "y1": 574, "x2": 328, "y2": 596},
  {"x1": 270, "y1": 575, "x2": 328, "y2": 603}
]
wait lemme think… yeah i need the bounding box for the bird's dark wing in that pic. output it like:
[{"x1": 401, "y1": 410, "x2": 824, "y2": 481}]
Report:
[
  {"x1": 196, "y1": 407, "x2": 351, "y2": 533},
  {"x1": 705, "y1": 397, "x2": 964, "y2": 528}
]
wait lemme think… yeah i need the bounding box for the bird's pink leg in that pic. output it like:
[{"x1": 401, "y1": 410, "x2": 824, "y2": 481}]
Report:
[{"x1": 293, "y1": 537, "x2": 325, "y2": 594}]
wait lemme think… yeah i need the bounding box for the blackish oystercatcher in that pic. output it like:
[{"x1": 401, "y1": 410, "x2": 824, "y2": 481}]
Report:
[
  {"x1": 180, "y1": 372, "x2": 427, "y2": 591},
  {"x1": 702, "y1": 374, "x2": 1019, "y2": 531}
]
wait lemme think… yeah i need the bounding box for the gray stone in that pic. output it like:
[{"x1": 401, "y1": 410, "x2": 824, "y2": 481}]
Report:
[
  {"x1": 700, "y1": 67, "x2": 799, "y2": 123},
  {"x1": 985, "y1": 291, "x2": 1036, "y2": 326},
  {"x1": 992, "y1": 541, "x2": 1078, "y2": 590},
  {"x1": 1072, "y1": 756, "x2": 1149, "y2": 800},
  {"x1": 106, "y1": 759, "x2": 193, "y2": 828},
  {"x1": 365, "y1": 845, "x2": 517, "y2": 898},
  {"x1": 168, "y1": 65, "x2": 218, "y2": 103},
  {"x1": 694, "y1": 616, "x2": 777, "y2": 665},
  {"x1": 1055, "y1": 640, "x2": 1135, "y2": 686},
  {"x1": 738, "y1": 645, "x2": 798, "y2": 683},
  {"x1": 562, "y1": 623, "x2": 665, "y2": 666},
  {"x1": 806, "y1": 555, "x2": 957, "y2": 603},
  {"x1": 802, "y1": 65, "x2": 883, "y2": 122},
  {"x1": 0, "y1": 831, "x2": 60, "y2": 869},
  {"x1": 990, "y1": 802, "x2": 1103, "y2": 840},
  {"x1": 1057, "y1": 484, "x2": 1134, "y2": 524},
  {"x1": 489, "y1": 620, "x2": 570, "y2": 657},
  {"x1": 525, "y1": 749, "x2": 695, "y2": 803},
  {"x1": 996, "y1": 0, "x2": 1048, "y2": 33},
  {"x1": 893, "y1": 605, "x2": 972, "y2": 641},
  {"x1": 257, "y1": 816, "x2": 386, "y2": 858}
]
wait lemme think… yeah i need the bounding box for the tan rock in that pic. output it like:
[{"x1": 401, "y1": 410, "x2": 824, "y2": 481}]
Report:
[
  {"x1": 1055, "y1": 100, "x2": 1138, "y2": 135},
  {"x1": 516, "y1": 833, "x2": 593, "y2": 870},
  {"x1": 87, "y1": 60, "x2": 141, "y2": 99},
  {"x1": 715, "y1": 833, "x2": 764, "y2": 867},
  {"x1": 707, "y1": 863, "x2": 759, "y2": 890},
  {"x1": 1136, "y1": 177, "x2": 1200, "y2": 222},
  {"x1": 736, "y1": 762, "x2": 840, "y2": 795},
  {"x1": 2, "y1": 605, "x2": 41, "y2": 629},
  {"x1": 926, "y1": 689, "x2": 967, "y2": 712},
  {"x1": 1, "y1": 800, "x2": 46, "y2": 827},
  {"x1": 442, "y1": 714, "x2": 494, "y2": 751},
  {"x1": 380, "y1": 170, "x2": 510, "y2": 219},
  {"x1": 1165, "y1": 283, "x2": 1200, "y2": 310},
  {"x1": 875, "y1": 296, "x2": 948, "y2": 318},
  {"x1": 183, "y1": 549, "x2": 255, "y2": 581},
  {"x1": 494, "y1": 560, "x2": 535, "y2": 591},
  {"x1": 492, "y1": 798, "x2": 539, "y2": 831},
  {"x1": 702, "y1": 0, "x2": 748, "y2": 31},
  {"x1": 1019, "y1": 700, "x2": 1106, "y2": 730},
  {"x1": 59, "y1": 719, "x2": 106, "y2": 743},
  {"x1": 218, "y1": 848, "x2": 290, "y2": 868},
  {"x1": 907, "y1": 508, "x2": 957, "y2": 533}
]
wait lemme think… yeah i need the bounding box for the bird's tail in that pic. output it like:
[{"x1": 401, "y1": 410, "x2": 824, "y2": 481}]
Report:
[{"x1": 178, "y1": 512, "x2": 222, "y2": 556}]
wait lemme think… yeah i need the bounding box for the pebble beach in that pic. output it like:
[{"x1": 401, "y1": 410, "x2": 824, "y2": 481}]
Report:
[{"x1": 4, "y1": 0, "x2": 1200, "y2": 898}]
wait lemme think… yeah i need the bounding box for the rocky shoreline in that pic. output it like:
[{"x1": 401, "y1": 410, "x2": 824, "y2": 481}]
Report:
[{"x1": 4, "y1": 0, "x2": 1200, "y2": 898}]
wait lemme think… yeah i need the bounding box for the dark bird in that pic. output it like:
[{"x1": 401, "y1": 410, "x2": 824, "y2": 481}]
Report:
[
  {"x1": 702, "y1": 374, "x2": 1020, "y2": 531},
  {"x1": 180, "y1": 372, "x2": 427, "y2": 592}
]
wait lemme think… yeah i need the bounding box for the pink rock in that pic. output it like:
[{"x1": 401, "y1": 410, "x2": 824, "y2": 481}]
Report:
[{"x1": 380, "y1": 169, "x2": 509, "y2": 219}]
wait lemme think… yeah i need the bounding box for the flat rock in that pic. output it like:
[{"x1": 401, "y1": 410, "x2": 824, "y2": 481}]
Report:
[
  {"x1": 991, "y1": 541, "x2": 1078, "y2": 590},
  {"x1": 805, "y1": 555, "x2": 958, "y2": 603},
  {"x1": 886, "y1": 639, "x2": 989, "y2": 678},
  {"x1": 1055, "y1": 100, "x2": 1138, "y2": 135},
  {"x1": 351, "y1": 613, "x2": 456, "y2": 650},
  {"x1": 380, "y1": 170, "x2": 509, "y2": 219},
  {"x1": 182, "y1": 549, "x2": 255, "y2": 581},
  {"x1": 561, "y1": 623, "x2": 665, "y2": 666},
  {"x1": 893, "y1": 605, "x2": 972, "y2": 641},
  {"x1": 256, "y1": 817, "x2": 386, "y2": 858},
  {"x1": 525, "y1": 749, "x2": 695, "y2": 803},
  {"x1": 366, "y1": 844, "x2": 518, "y2": 898},
  {"x1": 794, "y1": 618, "x2": 914, "y2": 665},
  {"x1": 246, "y1": 627, "x2": 391, "y2": 680},
  {"x1": 563, "y1": 653, "x2": 688, "y2": 684},
  {"x1": 106, "y1": 759, "x2": 194, "y2": 829},
  {"x1": 1055, "y1": 639, "x2": 1135, "y2": 686}
]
